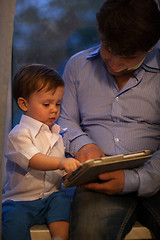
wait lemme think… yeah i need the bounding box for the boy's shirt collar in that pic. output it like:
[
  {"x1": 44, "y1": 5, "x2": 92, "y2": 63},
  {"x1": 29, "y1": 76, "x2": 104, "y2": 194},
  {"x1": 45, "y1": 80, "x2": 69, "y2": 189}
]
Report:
[{"x1": 19, "y1": 114, "x2": 65, "y2": 137}]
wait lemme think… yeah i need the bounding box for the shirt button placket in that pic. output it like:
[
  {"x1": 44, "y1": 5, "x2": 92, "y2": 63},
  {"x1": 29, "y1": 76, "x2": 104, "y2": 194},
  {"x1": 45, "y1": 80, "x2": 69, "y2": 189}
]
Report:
[{"x1": 113, "y1": 95, "x2": 121, "y2": 149}]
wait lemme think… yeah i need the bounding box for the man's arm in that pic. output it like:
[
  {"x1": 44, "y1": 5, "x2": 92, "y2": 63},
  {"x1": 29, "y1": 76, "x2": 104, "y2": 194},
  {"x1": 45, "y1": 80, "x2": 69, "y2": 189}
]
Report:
[
  {"x1": 58, "y1": 58, "x2": 96, "y2": 156},
  {"x1": 135, "y1": 150, "x2": 160, "y2": 196},
  {"x1": 82, "y1": 150, "x2": 160, "y2": 197}
]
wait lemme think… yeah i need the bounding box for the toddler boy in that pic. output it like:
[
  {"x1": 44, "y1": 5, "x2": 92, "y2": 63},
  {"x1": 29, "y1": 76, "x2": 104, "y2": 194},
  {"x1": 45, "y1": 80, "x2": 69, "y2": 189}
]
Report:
[{"x1": 2, "y1": 64, "x2": 81, "y2": 240}]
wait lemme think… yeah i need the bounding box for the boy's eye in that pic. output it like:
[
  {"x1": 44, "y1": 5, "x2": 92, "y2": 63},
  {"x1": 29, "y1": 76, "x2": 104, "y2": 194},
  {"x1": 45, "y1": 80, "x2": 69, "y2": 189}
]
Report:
[
  {"x1": 56, "y1": 103, "x2": 61, "y2": 106},
  {"x1": 43, "y1": 104, "x2": 49, "y2": 107}
]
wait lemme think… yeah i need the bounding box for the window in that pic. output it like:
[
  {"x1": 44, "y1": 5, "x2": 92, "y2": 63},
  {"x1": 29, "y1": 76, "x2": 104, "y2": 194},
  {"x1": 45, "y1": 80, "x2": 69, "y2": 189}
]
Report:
[{"x1": 12, "y1": 0, "x2": 104, "y2": 126}]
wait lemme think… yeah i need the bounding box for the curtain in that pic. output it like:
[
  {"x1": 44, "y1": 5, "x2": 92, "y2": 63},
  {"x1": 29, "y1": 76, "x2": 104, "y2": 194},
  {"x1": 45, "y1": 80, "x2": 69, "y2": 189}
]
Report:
[{"x1": 0, "y1": 0, "x2": 16, "y2": 234}]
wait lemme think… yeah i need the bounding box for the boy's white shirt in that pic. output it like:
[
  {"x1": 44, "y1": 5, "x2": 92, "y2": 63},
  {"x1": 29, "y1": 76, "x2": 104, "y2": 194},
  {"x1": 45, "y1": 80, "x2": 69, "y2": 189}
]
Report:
[{"x1": 2, "y1": 114, "x2": 66, "y2": 202}]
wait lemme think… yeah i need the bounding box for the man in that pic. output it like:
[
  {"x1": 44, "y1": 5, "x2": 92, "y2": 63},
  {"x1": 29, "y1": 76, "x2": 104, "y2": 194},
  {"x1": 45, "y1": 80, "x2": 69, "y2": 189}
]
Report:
[{"x1": 58, "y1": 0, "x2": 160, "y2": 239}]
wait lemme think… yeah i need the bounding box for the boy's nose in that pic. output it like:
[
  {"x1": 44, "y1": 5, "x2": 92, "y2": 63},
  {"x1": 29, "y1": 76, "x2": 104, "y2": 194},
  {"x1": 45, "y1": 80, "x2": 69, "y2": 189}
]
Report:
[{"x1": 51, "y1": 106, "x2": 58, "y2": 114}]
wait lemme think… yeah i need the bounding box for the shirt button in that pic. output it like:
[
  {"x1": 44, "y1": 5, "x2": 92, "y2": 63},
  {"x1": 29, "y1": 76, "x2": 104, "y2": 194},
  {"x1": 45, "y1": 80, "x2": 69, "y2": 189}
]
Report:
[{"x1": 115, "y1": 138, "x2": 119, "y2": 142}]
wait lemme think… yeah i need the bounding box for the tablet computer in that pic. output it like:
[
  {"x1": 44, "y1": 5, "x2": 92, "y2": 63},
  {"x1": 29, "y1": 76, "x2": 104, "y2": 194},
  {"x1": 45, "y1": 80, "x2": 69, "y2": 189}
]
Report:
[{"x1": 63, "y1": 150, "x2": 152, "y2": 188}]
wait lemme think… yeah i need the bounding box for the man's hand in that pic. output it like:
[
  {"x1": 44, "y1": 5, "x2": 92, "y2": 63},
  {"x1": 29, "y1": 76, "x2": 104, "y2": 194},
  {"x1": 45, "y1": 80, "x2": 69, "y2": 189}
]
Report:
[
  {"x1": 82, "y1": 170, "x2": 125, "y2": 195},
  {"x1": 75, "y1": 143, "x2": 105, "y2": 163}
]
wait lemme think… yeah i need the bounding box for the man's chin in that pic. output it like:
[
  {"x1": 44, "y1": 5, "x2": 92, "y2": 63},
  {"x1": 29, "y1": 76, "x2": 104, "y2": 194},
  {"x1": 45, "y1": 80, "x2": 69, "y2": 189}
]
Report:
[
  {"x1": 107, "y1": 68, "x2": 127, "y2": 76},
  {"x1": 107, "y1": 67, "x2": 133, "y2": 77}
]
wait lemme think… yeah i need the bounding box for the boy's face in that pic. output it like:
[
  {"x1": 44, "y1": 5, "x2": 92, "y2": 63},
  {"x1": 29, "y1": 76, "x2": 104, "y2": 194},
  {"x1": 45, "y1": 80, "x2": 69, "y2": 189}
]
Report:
[{"x1": 21, "y1": 86, "x2": 64, "y2": 127}]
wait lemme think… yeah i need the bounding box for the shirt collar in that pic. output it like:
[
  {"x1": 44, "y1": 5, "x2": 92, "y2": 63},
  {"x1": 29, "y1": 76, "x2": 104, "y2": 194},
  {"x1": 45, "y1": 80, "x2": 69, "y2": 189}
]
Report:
[
  {"x1": 86, "y1": 44, "x2": 160, "y2": 73},
  {"x1": 86, "y1": 45, "x2": 100, "y2": 59},
  {"x1": 143, "y1": 46, "x2": 160, "y2": 73},
  {"x1": 20, "y1": 115, "x2": 64, "y2": 137}
]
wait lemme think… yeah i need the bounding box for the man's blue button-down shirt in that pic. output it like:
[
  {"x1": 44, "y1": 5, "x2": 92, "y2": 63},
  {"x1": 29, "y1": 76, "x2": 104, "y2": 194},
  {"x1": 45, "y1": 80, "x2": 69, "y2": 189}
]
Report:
[{"x1": 58, "y1": 45, "x2": 160, "y2": 197}]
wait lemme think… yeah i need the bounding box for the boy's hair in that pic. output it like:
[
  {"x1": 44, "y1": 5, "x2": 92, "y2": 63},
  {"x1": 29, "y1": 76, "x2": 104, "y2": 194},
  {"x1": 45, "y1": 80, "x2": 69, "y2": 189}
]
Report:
[
  {"x1": 96, "y1": 0, "x2": 160, "y2": 56},
  {"x1": 13, "y1": 64, "x2": 64, "y2": 102}
]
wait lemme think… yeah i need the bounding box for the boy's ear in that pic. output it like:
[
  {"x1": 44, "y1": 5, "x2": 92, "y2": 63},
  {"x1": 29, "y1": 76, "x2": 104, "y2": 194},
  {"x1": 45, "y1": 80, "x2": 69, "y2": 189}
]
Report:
[{"x1": 17, "y1": 97, "x2": 28, "y2": 112}]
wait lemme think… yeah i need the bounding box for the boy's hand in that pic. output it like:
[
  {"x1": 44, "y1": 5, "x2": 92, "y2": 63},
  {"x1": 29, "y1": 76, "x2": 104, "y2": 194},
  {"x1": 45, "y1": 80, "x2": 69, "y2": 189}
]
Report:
[{"x1": 58, "y1": 158, "x2": 82, "y2": 172}]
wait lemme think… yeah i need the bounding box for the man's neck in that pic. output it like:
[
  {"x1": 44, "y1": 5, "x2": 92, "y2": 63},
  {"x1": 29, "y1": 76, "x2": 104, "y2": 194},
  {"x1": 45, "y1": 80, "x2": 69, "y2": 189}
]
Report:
[{"x1": 114, "y1": 72, "x2": 134, "y2": 91}]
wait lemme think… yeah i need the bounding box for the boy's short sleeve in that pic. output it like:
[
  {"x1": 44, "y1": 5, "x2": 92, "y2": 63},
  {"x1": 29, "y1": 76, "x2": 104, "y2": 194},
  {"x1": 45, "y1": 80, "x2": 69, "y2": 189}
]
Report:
[{"x1": 5, "y1": 128, "x2": 40, "y2": 171}]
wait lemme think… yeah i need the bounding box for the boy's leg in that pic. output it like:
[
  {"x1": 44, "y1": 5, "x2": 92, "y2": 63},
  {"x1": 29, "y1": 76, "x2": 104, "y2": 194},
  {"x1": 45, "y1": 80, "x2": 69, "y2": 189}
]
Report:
[
  {"x1": 138, "y1": 190, "x2": 160, "y2": 239},
  {"x1": 46, "y1": 191, "x2": 71, "y2": 240},
  {"x1": 2, "y1": 192, "x2": 71, "y2": 240},
  {"x1": 2, "y1": 201, "x2": 32, "y2": 240},
  {"x1": 49, "y1": 221, "x2": 69, "y2": 240},
  {"x1": 70, "y1": 188, "x2": 138, "y2": 240}
]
